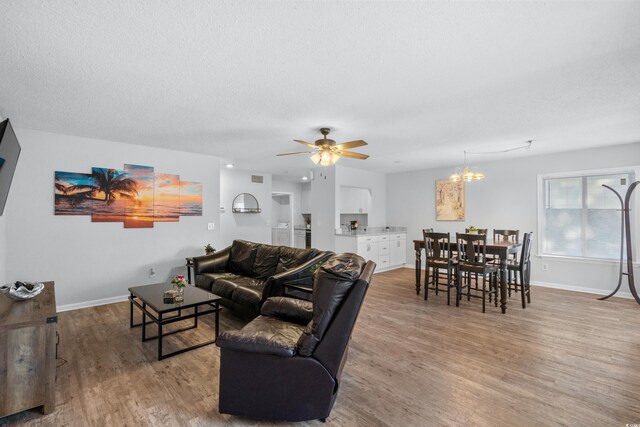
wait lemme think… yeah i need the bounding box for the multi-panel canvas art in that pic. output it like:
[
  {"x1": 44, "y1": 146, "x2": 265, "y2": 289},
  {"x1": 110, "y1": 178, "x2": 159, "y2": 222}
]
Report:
[
  {"x1": 179, "y1": 182, "x2": 203, "y2": 216},
  {"x1": 54, "y1": 172, "x2": 94, "y2": 215},
  {"x1": 153, "y1": 173, "x2": 180, "y2": 222},
  {"x1": 54, "y1": 164, "x2": 202, "y2": 228},
  {"x1": 124, "y1": 164, "x2": 155, "y2": 228},
  {"x1": 435, "y1": 179, "x2": 465, "y2": 221}
]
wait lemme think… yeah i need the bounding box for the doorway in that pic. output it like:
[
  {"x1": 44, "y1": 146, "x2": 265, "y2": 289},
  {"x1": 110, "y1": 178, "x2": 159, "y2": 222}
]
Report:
[{"x1": 271, "y1": 192, "x2": 294, "y2": 246}]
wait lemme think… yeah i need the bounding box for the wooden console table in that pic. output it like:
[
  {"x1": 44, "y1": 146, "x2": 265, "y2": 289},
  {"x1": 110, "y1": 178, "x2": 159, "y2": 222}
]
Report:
[{"x1": 0, "y1": 281, "x2": 57, "y2": 418}]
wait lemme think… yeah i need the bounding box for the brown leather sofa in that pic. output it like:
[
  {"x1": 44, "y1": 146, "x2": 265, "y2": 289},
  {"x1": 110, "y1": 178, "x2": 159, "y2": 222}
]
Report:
[
  {"x1": 216, "y1": 253, "x2": 376, "y2": 422},
  {"x1": 192, "y1": 239, "x2": 333, "y2": 317}
]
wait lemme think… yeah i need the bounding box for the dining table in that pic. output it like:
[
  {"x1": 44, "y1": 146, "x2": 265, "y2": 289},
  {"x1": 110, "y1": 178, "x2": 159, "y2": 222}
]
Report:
[{"x1": 413, "y1": 239, "x2": 522, "y2": 314}]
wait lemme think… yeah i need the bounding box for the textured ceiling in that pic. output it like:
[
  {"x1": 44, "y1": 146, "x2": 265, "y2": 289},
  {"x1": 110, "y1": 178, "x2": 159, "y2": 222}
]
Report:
[{"x1": 1, "y1": 1, "x2": 639, "y2": 178}]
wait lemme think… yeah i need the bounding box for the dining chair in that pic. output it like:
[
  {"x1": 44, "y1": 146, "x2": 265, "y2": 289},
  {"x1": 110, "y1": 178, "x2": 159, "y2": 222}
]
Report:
[
  {"x1": 507, "y1": 232, "x2": 533, "y2": 308},
  {"x1": 423, "y1": 231, "x2": 458, "y2": 305},
  {"x1": 493, "y1": 229, "x2": 519, "y2": 244},
  {"x1": 492, "y1": 229, "x2": 520, "y2": 284},
  {"x1": 455, "y1": 233, "x2": 499, "y2": 313},
  {"x1": 463, "y1": 228, "x2": 488, "y2": 289}
]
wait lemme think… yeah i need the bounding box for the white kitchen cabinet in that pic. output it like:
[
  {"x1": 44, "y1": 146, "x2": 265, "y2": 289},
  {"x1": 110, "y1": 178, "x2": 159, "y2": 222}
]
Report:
[
  {"x1": 294, "y1": 229, "x2": 306, "y2": 249},
  {"x1": 334, "y1": 232, "x2": 405, "y2": 272},
  {"x1": 389, "y1": 234, "x2": 407, "y2": 267},
  {"x1": 357, "y1": 240, "x2": 379, "y2": 266},
  {"x1": 340, "y1": 186, "x2": 372, "y2": 214}
]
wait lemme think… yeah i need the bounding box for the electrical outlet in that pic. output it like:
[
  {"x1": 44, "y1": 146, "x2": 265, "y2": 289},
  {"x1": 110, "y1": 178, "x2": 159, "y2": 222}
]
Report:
[
  {"x1": 207, "y1": 222, "x2": 215, "y2": 231},
  {"x1": 542, "y1": 263, "x2": 549, "y2": 271},
  {"x1": 149, "y1": 267, "x2": 156, "y2": 278}
]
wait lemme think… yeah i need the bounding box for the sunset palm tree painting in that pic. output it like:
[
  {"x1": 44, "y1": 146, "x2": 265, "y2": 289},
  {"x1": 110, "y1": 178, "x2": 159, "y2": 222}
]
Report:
[
  {"x1": 179, "y1": 182, "x2": 202, "y2": 216},
  {"x1": 92, "y1": 168, "x2": 137, "y2": 222},
  {"x1": 153, "y1": 173, "x2": 180, "y2": 222},
  {"x1": 124, "y1": 164, "x2": 154, "y2": 228},
  {"x1": 54, "y1": 172, "x2": 94, "y2": 215},
  {"x1": 54, "y1": 164, "x2": 202, "y2": 227}
]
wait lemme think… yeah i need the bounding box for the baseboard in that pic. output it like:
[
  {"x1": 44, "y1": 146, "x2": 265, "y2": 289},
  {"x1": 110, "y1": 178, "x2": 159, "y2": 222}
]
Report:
[
  {"x1": 532, "y1": 281, "x2": 633, "y2": 299},
  {"x1": 57, "y1": 294, "x2": 129, "y2": 312},
  {"x1": 398, "y1": 265, "x2": 634, "y2": 300}
]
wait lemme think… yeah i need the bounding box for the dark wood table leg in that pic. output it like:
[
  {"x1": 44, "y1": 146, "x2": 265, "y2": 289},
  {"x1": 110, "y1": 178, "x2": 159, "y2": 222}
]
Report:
[
  {"x1": 415, "y1": 247, "x2": 422, "y2": 295},
  {"x1": 158, "y1": 313, "x2": 163, "y2": 360},
  {"x1": 215, "y1": 302, "x2": 220, "y2": 340},
  {"x1": 142, "y1": 302, "x2": 147, "y2": 340},
  {"x1": 129, "y1": 293, "x2": 134, "y2": 327},
  {"x1": 500, "y1": 256, "x2": 508, "y2": 314}
]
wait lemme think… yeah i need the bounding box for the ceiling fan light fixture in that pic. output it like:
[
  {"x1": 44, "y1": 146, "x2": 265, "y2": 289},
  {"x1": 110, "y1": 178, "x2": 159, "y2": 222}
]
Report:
[
  {"x1": 280, "y1": 128, "x2": 368, "y2": 166},
  {"x1": 320, "y1": 149, "x2": 332, "y2": 164}
]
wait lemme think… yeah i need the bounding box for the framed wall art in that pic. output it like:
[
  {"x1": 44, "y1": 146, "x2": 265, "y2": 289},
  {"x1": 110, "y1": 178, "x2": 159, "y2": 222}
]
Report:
[{"x1": 435, "y1": 179, "x2": 464, "y2": 221}]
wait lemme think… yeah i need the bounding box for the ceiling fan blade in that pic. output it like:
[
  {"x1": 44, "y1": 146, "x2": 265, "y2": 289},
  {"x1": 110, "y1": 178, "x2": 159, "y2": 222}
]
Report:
[
  {"x1": 335, "y1": 140, "x2": 367, "y2": 150},
  {"x1": 336, "y1": 150, "x2": 369, "y2": 160},
  {"x1": 276, "y1": 151, "x2": 314, "y2": 157},
  {"x1": 294, "y1": 140, "x2": 318, "y2": 149}
]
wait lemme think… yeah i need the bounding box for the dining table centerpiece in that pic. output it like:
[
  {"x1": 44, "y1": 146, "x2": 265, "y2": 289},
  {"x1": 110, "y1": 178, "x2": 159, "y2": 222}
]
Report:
[{"x1": 171, "y1": 275, "x2": 187, "y2": 301}]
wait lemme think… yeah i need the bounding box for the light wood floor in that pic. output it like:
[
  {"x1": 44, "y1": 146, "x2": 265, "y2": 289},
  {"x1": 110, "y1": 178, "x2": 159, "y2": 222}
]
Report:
[{"x1": 3, "y1": 268, "x2": 640, "y2": 426}]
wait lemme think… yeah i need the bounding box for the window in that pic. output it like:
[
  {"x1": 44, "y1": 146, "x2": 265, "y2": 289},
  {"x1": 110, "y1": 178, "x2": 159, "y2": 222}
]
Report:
[{"x1": 539, "y1": 168, "x2": 637, "y2": 261}]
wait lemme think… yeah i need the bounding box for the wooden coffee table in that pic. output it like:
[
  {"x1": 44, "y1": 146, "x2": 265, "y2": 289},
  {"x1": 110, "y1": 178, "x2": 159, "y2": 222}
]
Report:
[{"x1": 128, "y1": 283, "x2": 221, "y2": 360}]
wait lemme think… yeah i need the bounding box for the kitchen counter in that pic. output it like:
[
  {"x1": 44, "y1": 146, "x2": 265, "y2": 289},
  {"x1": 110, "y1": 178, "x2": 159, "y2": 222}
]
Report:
[{"x1": 335, "y1": 228, "x2": 406, "y2": 237}]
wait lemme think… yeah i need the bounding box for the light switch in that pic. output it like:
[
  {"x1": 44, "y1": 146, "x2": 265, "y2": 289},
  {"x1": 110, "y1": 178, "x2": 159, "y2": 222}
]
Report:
[{"x1": 207, "y1": 223, "x2": 215, "y2": 231}]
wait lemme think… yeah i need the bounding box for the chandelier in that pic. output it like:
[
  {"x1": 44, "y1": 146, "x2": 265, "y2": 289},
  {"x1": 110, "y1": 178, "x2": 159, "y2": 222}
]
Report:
[
  {"x1": 449, "y1": 140, "x2": 533, "y2": 183},
  {"x1": 449, "y1": 151, "x2": 484, "y2": 182}
]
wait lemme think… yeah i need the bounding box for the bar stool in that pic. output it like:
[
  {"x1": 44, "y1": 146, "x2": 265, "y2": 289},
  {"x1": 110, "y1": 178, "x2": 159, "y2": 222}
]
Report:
[
  {"x1": 464, "y1": 228, "x2": 488, "y2": 289},
  {"x1": 423, "y1": 231, "x2": 457, "y2": 305},
  {"x1": 456, "y1": 233, "x2": 499, "y2": 313},
  {"x1": 493, "y1": 229, "x2": 520, "y2": 290},
  {"x1": 507, "y1": 232, "x2": 533, "y2": 308}
]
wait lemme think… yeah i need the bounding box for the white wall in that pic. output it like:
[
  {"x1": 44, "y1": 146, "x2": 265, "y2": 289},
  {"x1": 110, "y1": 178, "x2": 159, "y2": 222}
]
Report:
[
  {"x1": 220, "y1": 168, "x2": 272, "y2": 247},
  {"x1": 335, "y1": 165, "x2": 386, "y2": 229},
  {"x1": 386, "y1": 142, "x2": 640, "y2": 296},
  {"x1": 310, "y1": 168, "x2": 336, "y2": 251},
  {"x1": 5, "y1": 128, "x2": 221, "y2": 307}
]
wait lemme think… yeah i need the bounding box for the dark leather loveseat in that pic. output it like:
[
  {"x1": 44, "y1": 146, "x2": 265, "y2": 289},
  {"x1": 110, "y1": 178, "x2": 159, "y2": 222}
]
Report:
[
  {"x1": 192, "y1": 239, "x2": 333, "y2": 317},
  {"x1": 216, "y1": 253, "x2": 376, "y2": 422}
]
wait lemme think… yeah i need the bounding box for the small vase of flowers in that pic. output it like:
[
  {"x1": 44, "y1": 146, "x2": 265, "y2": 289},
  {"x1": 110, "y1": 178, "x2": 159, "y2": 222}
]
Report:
[
  {"x1": 205, "y1": 244, "x2": 215, "y2": 255},
  {"x1": 467, "y1": 226, "x2": 478, "y2": 234},
  {"x1": 171, "y1": 275, "x2": 187, "y2": 301}
]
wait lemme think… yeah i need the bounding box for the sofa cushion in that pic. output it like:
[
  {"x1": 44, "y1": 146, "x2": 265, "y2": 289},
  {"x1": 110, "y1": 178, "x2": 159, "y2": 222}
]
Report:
[
  {"x1": 261, "y1": 297, "x2": 313, "y2": 325},
  {"x1": 276, "y1": 247, "x2": 316, "y2": 273},
  {"x1": 230, "y1": 277, "x2": 266, "y2": 312},
  {"x1": 216, "y1": 316, "x2": 305, "y2": 357},
  {"x1": 297, "y1": 253, "x2": 366, "y2": 356},
  {"x1": 228, "y1": 240, "x2": 258, "y2": 276},
  {"x1": 195, "y1": 272, "x2": 242, "y2": 292},
  {"x1": 251, "y1": 244, "x2": 280, "y2": 279},
  {"x1": 212, "y1": 278, "x2": 241, "y2": 300}
]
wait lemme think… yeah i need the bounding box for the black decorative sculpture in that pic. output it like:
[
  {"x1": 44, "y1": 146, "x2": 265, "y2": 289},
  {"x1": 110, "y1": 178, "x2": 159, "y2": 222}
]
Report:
[{"x1": 599, "y1": 181, "x2": 639, "y2": 304}]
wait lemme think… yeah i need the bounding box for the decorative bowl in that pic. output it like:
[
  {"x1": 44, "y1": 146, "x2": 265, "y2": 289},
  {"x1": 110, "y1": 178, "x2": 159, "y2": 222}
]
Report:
[{"x1": 0, "y1": 281, "x2": 45, "y2": 301}]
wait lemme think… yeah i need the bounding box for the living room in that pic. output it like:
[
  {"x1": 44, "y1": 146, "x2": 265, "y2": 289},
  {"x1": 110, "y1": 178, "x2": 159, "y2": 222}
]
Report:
[{"x1": 1, "y1": 1, "x2": 640, "y2": 426}]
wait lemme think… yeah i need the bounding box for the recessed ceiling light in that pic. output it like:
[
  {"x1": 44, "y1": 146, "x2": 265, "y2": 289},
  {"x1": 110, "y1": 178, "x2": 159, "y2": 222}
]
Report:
[
  {"x1": 302, "y1": 176, "x2": 308, "y2": 181},
  {"x1": 226, "y1": 163, "x2": 234, "y2": 168}
]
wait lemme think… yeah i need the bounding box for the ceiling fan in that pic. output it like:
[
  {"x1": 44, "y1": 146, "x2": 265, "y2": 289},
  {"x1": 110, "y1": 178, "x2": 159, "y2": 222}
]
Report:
[{"x1": 277, "y1": 128, "x2": 369, "y2": 166}]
